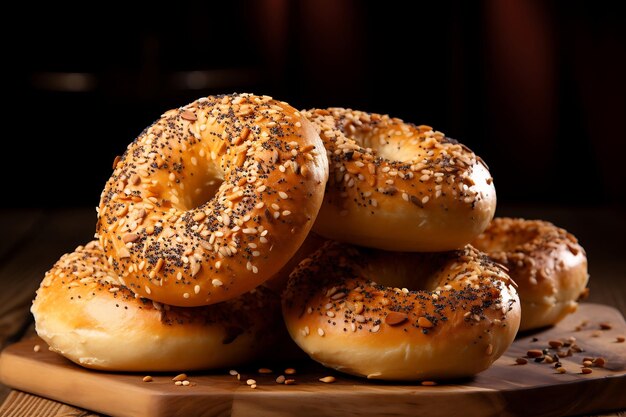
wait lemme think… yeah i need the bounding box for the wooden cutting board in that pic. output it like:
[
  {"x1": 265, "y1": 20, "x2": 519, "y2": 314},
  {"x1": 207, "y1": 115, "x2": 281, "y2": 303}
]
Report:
[{"x1": 1, "y1": 303, "x2": 625, "y2": 417}]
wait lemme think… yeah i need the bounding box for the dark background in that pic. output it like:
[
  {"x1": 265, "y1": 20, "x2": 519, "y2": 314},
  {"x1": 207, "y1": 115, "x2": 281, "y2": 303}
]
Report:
[{"x1": 4, "y1": 1, "x2": 625, "y2": 209}]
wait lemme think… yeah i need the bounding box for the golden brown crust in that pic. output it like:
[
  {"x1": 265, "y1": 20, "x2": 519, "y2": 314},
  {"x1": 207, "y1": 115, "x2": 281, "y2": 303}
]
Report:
[
  {"x1": 303, "y1": 108, "x2": 496, "y2": 251},
  {"x1": 472, "y1": 218, "x2": 589, "y2": 331},
  {"x1": 32, "y1": 241, "x2": 282, "y2": 371},
  {"x1": 97, "y1": 94, "x2": 328, "y2": 306},
  {"x1": 282, "y1": 241, "x2": 520, "y2": 380}
]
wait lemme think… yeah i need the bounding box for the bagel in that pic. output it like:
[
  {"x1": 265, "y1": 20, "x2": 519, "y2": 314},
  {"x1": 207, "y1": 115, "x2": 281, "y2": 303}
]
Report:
[
  {"x1": 472, "y1": 217, "x2": 589, "y2": 331},
  {"x1": 282, "y1": 241, "x2": 520, "y2": 380},
  {"x1": 97, "y1": 94, "x2": 328, "y2": 306},
  {"x1": 303, "y1": 108, "x2": 496, "y2": 251},
  {"x1": 31, "y1": 241, "x2": 281, "y2": 371}
]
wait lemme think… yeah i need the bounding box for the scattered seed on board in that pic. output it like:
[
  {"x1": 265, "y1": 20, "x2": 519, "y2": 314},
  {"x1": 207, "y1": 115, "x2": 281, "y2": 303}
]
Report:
[
  {"x1": 319, "y1": 376, "x2": 336, "y2": 383},
  {"x1": 284, "y1": 379, "x2": 296, "y2": 385},
  {"x1": 421, "y1": 381, "x2": 437, "y2": 386},
  {"x1": 516, "y1": 358, "x2": 528, "y2": 365},
  {"x1": 172, "y1": 373, "x2": 187, "y2": 382},
  {"x1": 594, "y1": 357, "x2": 607, "y2": 367},
  {"x1": 276, "y1": 375, "x2": 286, "y2": 384},
  {"x1": 33, "y1": 345, "x2": 41, "y2": 353},
  {"x1": 247, "y1": 379, "x2": 257, "y2": 386},
  {"x1": 258, "y1": 368, "x2": 273, "y2": 374},
  {"x1": 581, "y1": 367, "x2": 593, "y2": 374},
  {"x1": 556, "y1": 367, "x2": 566, "y2": 374},
  {"x1": 142, "y1": 376, "x2": 153, "y2": 382},
  {"x1": 229, "y1": 370, "x2": 239, "y2": 376},
  {"x1": 284, "y1": 368, "x2": 296, "y2": 375},
  {"x1": 548, "y1": 340, "x2": 563, "y2": 348}
]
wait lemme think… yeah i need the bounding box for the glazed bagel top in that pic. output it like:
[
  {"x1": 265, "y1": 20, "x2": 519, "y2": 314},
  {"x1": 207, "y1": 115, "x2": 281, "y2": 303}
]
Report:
[
  {"x1": 282, "y1": 241, "x2": 520, "y2": 379},
  {"x1": 304, "y1": 108, "x2": 496, "y2": 251},
  {"x1": 97, "y1": 94, "x2": 328, "y2": 306},
  {"x1": 472, "y1": 217, "x2": 588, "y2": 333},
  {"x1": 471, "y1": 218, "x2": 587, "y2": 300},
  {"x1": 32, "y1": 241, "x2": 282, "y2": 371}
]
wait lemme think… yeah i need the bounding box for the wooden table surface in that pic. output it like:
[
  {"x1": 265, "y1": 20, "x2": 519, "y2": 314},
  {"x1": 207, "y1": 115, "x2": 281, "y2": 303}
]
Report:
[{"x1": 0, "y1": 205, "x2": 624, "y2": 417}]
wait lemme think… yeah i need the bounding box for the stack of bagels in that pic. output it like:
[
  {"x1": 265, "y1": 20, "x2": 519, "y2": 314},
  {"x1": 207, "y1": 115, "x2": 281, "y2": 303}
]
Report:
[{"x1": 32, "y1": 93, "x2": 589, "y2": 380}]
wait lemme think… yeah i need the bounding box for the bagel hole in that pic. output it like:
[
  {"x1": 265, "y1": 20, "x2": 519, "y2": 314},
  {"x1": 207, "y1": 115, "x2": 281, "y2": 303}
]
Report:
[
  {"x1": 352, "y1": 131, "x2": 415, "y2": 163},
  {"x1": 363, "y1": 249, "x2": 450, "y2": 291},
  {"x1": 480, "y1": 229, "x2": 541, "y2": 253},
  {"x1": 177, "y1": 160, "x2": 225, "y2": 210},
  {"x1": 187, "y1": 177, "x2": 224, "y2": 210}
]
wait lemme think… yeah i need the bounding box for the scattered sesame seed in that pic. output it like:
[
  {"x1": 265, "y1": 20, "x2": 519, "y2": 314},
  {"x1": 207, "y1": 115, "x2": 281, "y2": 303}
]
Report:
[
  {"x1": 172, "y1": 373, "x2": 188, "y2": 382},
  {"x1": 548, "y1": 340, "x2": 563, "y2": 348},
  {"x1": 284, "y1": 368, "x2": 296, "y2": 375},
  {"x1": 421, "y1": 381, "x2": 437, "y2": 386},
  {"x1": 258, "y1": 368, "x2": 273, "y2": 374},
  {"x1": 142, "y1": 376, "x2": 153, "y2": 382},
  {"x1": 319, "y1": 376, "x2": 336, "y2": 383},
  {"x1": 284, "y1": 379, "x2": 296, "y2": 385},
  {"x1": 581, "y1": 367, "x2": 593, "y2": 374},
  {"x1": 557, "y1": 367, "x2": 566, "y2": 374},
  {"x1": 593, "y1": 357, "x2": 606, "y2": 367},
  {"x1": 276, "y1": 375, "x2": 286, "y2": 384},
  {"x1": 33, "y1": 345, "x2": 41, "y2": 353},
  {"x1": 229, "y1": 370, "x2": 239, "y2": 376},
  {"x1": 516, "y1": 358, "x2": 528, "y2": 365},
  {"x1": 417, "y1": 317, "x2": 434, "y2": 328},
  {"x1": 247, "y1": 379, "x2": 257, "y2": 386}
]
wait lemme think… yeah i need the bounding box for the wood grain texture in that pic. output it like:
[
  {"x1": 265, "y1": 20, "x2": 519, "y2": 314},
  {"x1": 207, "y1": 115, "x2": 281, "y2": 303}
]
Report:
[
  {"x1": 1, "y1": 303, "x2": 624, "y2": 417},
  {"x1": 0, "y1": 390, "x2": 98, "y2": 417}
]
